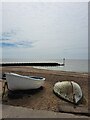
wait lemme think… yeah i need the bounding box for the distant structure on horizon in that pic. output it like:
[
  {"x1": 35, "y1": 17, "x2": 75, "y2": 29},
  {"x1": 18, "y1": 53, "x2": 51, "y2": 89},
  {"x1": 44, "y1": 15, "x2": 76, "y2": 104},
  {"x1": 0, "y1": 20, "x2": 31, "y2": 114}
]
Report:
[
  {"x1": 0, "y1": 58, "x2": 65, "y2": 67},
  {"x1": 59, "y1": 58, "x2": 65, "y2": 66}
]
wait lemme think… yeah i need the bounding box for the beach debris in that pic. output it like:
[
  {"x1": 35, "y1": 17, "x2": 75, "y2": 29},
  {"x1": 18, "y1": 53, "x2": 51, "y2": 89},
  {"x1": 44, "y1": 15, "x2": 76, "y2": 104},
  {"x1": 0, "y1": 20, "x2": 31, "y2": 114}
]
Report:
[{"x1": 53, "y1": 81, "x2": 83, "y2": 104}]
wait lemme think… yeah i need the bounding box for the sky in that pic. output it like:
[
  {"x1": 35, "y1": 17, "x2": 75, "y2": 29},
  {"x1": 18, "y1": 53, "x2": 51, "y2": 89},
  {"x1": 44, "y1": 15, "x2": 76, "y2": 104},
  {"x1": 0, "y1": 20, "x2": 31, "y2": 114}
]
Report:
[{"x1": 0, "y1": 2, "x2": 88, "y2": 61}]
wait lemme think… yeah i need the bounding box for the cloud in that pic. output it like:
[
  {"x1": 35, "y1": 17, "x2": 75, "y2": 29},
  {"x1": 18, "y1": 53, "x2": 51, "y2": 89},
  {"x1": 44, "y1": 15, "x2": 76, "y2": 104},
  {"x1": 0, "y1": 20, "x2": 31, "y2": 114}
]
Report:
[
  {"x1": 16, "y1": 41, "x2": 33, "y2": 47},
  {"x1": 0, "y1": 37, "x2": 10, "y2": 41},
  {"x1": 0, "y1": 30, "x2": 17, "y2": 41},
  {"x1": 0, "y1": 42, "x2": 17, "y2": 47},
  {"x1": 0, "y1": 41, "x2": 34, "y2": 48},
  {"x1": 0, "y1": 30, "x2": 34, "y2": 48}
]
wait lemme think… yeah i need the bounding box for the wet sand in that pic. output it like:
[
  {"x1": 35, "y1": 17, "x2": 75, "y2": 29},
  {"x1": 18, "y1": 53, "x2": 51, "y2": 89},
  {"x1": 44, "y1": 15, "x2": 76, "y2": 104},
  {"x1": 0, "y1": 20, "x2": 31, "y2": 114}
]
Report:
[{"x1": 0, "y1": 66, "x2": 89, "y2": 116}]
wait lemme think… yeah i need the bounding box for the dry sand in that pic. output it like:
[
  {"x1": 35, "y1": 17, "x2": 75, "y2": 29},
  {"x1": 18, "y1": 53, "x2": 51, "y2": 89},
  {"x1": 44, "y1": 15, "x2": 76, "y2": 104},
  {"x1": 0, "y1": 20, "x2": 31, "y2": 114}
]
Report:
[{"x1": 0, "y1": 66, "x2": 89, "y2": 117}]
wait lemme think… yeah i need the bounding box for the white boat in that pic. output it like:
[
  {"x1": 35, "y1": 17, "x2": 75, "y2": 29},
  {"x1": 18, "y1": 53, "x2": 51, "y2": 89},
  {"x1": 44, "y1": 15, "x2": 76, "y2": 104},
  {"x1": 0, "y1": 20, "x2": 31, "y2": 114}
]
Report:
[{"x1": 6, "y1": 73, "x2": 45, "y2": 91}]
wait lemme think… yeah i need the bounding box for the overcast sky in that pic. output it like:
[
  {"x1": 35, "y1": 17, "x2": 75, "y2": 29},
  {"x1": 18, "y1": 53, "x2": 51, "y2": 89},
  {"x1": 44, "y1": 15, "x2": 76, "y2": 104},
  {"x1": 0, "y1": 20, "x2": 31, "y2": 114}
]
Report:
[{"x1": 0, "y1": 2, "x2": 88, "y2": 61}]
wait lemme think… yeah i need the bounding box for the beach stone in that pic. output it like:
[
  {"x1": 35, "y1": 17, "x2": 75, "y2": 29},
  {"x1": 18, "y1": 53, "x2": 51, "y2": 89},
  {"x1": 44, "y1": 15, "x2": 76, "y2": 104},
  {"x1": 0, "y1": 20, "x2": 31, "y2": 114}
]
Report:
[{"x1": 53, "y1": 81, "x2": 83, "y2": 104}]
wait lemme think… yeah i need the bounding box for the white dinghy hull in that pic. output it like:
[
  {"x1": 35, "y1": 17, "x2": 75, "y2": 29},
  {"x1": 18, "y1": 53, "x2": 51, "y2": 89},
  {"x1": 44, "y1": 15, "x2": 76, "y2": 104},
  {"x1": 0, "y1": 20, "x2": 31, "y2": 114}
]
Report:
[{"x1": 6, "y1": 73, "x2": 45, "y2": 91}]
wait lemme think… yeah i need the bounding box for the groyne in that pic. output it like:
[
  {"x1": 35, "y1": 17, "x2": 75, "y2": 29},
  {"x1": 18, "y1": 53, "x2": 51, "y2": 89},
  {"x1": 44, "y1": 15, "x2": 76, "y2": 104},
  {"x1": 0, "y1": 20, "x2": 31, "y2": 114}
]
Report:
[{"x1": 0, "y1": 62, "x2": 61, "y2": 67}]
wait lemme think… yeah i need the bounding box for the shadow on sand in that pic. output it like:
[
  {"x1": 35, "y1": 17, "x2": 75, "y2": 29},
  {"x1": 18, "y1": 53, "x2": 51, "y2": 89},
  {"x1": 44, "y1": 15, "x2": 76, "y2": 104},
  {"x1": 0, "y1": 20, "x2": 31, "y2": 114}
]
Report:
[{"x1": 7, "y1": 86, "x2": 44, "y2": 99}]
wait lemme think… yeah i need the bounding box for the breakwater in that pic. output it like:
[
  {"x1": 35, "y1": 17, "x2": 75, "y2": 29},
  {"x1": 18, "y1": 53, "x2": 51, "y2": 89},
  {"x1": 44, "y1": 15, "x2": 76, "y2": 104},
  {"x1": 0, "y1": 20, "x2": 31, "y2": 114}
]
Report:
[{"x1": 0, "y1": 62, "x2": 61, "y2": 67}]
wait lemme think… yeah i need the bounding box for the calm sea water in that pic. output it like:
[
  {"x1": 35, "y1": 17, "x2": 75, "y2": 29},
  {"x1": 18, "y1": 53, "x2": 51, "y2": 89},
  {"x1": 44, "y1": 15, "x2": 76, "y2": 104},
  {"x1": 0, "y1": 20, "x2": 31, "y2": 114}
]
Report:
[
  {"x1": 1, "y1": 59, "x2": 88, "y2": 73},
  {"x1": 34, "y1": 59, "x2": 88, "y2": 73}
]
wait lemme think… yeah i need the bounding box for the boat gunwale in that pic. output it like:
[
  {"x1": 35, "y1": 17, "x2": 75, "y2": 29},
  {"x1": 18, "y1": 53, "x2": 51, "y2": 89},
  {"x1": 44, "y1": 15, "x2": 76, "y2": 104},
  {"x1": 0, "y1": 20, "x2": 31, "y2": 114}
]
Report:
[{"x1": 6, "y1": 73, "x2": 45, "y2": 81}]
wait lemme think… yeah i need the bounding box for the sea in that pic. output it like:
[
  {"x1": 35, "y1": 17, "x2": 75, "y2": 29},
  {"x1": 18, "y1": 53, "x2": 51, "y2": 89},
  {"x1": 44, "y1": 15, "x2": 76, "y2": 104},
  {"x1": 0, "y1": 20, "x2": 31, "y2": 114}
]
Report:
[
  {"x1": 1, "y1": 59, "x2": 88, "y2": 73},
  {"x1": 34, "y1": 59, "x2": 88, "y2": 73}
]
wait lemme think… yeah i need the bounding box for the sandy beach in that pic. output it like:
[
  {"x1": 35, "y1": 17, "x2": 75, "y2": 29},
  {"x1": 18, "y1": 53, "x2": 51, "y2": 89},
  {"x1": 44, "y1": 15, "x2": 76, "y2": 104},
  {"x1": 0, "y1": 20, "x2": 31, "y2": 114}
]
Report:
[{"x1": 0, "y1": 66, "x2": 89, "y2": 117}]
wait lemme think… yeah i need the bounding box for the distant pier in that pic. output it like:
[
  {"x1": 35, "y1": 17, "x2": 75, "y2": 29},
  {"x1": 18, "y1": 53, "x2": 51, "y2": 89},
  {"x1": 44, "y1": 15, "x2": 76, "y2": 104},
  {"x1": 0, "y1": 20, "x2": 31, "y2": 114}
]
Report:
[
  {"x1": 0, "y1": 62, "x2": 61, "y2": 67},
  {"x1": 0, "y1": 59, "x2": 65, "y2": 67}
]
